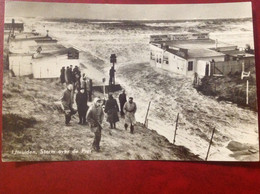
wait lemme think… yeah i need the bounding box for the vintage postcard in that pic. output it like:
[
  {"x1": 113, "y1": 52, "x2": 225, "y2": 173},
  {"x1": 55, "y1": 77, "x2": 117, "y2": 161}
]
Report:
[{"x1": 1, "y1": 1, "x2": 259, "y2": 161}]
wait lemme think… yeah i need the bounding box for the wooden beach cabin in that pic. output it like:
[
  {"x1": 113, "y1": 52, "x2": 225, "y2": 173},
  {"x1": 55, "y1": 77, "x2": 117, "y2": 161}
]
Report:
[
  {"x1": 8, "y1": 31, "x2": 81, "y2": 78},
  {"x1": 8, "y1": 53, "x2": 33, "y2": 76},
  {"x1": 32, "y1": 47, "x2": 80, "y2": 79}
]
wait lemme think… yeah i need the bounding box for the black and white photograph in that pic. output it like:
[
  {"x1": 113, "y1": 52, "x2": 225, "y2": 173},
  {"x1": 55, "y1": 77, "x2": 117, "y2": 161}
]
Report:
[{"x1": 2, "y1": 1, "x2": 259, "y2": 161}]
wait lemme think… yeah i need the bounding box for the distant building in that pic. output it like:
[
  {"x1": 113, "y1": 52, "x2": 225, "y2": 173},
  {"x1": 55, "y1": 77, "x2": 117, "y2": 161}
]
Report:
[{"x1": 149, "y1": 33, "x2": 254, "y2": 78}]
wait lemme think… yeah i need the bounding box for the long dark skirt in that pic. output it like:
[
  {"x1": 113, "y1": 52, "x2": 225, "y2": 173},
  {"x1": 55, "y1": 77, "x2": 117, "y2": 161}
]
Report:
[{"x1": 106, "y1": 109, "x2": 119, "y2": 123}]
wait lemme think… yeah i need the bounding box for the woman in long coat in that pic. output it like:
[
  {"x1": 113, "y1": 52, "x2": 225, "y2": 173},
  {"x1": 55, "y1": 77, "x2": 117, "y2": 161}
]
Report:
[{"x1": 104, "y1": 94, "x2": 119, "y2": 129}]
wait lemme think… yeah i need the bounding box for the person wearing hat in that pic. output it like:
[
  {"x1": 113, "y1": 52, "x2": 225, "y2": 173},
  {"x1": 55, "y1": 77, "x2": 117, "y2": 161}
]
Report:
[
  {"x1": 104, "y1": 94, "x2": 119, "y2": 129},
  {"x1": 61, "y1": 84, "x2": 77, "y2": 126},
  {"x1": 119, "y1": 90, "x2": 127, "y2": 117},
  {"x1": 123, "y1": 97, "x2": 137, "y2": 134},
  {"x1": 86, "y1": 97, "x2": 104, "y2": 152},
  {"x1": 76, "y1": 87, "x2": 89, "y2": 125},
  {"x1": 81, "y1": 75, "x2": 87, "y2": 94}
]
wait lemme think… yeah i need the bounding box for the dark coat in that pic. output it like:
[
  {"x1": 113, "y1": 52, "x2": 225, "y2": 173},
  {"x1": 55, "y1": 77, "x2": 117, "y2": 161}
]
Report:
[
  {"x1": 81, "y1": 80, "x2": 87, "y2": 93},
  {"x1": 66, "y1": 68, "x2": 72, "y2": 84},
  {"x1": 76, "y1": 92, "x2": 88, "y2": 111},
  {"x1": 60, "y1": 68, "x2": 65, "y2": 83},
  {"x1": 104, "y1": 98, "x2": 119, "y2": 123},
  {"x1": 119, "y1": 93, "x2": 127, "y2": 105}
]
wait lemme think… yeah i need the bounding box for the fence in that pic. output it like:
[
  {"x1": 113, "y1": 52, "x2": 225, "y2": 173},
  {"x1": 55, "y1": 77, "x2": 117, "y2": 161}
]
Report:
[
  {"x1": 143, "y1": 101, "x2": 216, "y2": 161},
  {"x1": 210, "y1": 60, "x2": 255, "y2": 76}
]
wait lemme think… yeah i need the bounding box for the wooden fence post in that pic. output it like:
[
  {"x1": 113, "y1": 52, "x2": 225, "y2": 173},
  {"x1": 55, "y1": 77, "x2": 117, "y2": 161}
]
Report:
[
  {"x1": 173, "y1": 113, "x2": 179, "y2": 144},
  {"x1": 143, "y1": 101, "x2": 151, "y2": 127},
  {"x1": 246, "y1": 80, "x2": 249, "y2": 105},
  {"x1": 205, "y1": 127, "x2": 216, "y2": 161}
]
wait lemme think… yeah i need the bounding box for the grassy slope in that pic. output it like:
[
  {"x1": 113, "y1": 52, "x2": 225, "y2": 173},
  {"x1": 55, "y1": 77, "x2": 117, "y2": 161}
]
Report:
[{"x1": 2, "y1": 72, "x2": 201, "y2": 161}]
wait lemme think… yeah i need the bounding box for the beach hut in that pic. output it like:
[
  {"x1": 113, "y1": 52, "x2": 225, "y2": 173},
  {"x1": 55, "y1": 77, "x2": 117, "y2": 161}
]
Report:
[
  {"x1": 32, "y1": 52, "x2": 80, "y2": 79},
  {"x1": 8, "y1": 53, "x2": 33, "y2": 76},
  {"x1": 68, "y1": 47, "x2": 79, "y2": 59}
]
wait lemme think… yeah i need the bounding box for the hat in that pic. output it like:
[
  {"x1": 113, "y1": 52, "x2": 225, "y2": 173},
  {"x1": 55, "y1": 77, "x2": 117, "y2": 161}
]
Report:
[{"x1": 129, "y1": 97, "x2": 133, "y2": 100}]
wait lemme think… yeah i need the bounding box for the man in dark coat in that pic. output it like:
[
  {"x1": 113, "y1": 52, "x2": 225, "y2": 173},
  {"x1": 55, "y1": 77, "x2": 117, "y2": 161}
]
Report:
[
  {"x1": 60, "y1": 67, "x2": 65, "y2": 84},
  {"x1": 72, "y1": 66, "x2": 77, "y2": 84},
  {"x1": 104, "y1": 94, "x2": 119, "y2": 129},
  {"x1": 76, "y1": 88, "x2": 88, "y2": 125},
  {"x1": 65, "y1": 66, "x2": 73, "y2": 84},
  {"x1": 61, "y1": 84, "x2": 77, "y2": 125},
  {"x1": 119, "y1": 90, "x2": 127, "y2": 117},
  {"x1": 81, "y1": 76, "x2": 87, "y2": 94}
]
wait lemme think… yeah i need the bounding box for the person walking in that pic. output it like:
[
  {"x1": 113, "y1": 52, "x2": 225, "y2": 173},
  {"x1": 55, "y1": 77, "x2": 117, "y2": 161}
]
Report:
[
  {"x1": 61, "y1": 84, "x2": 77, "y2": 126},
  {"x1": 76, "y1": 88, "x2": 88, "y2": 125},
  {"x1": 86, "y1": 97, "x2": 104, "y2": 152},
  {"x1": 119, "y1": 90, "x2": 127, "y2": 117},
  {"x1": 104, "y1": 94, "x2": 119, "y2": 129},
  {"x1": 123, "y1": 97, "x2": 137, "y2": 134}
]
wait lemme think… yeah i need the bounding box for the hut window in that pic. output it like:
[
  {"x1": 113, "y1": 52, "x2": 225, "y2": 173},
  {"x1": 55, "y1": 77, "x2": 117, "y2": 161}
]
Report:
[
  {"x1": 150, "y1": 52, "x2": 155, "y2": 60},
  {"x1": 188, "y1": 61, "x2": 193, "y2": 71}
]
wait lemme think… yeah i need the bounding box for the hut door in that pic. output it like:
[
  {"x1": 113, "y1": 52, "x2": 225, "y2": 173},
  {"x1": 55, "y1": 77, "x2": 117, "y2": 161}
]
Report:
[{"x1": 205, "y1": 64, "x2": 209, "y2": 76}]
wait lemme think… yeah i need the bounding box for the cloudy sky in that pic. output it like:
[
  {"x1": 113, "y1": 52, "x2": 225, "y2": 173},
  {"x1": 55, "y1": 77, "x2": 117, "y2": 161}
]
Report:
[{"x1": 5, "y1": 1, "x2": 252, "y2": 20}]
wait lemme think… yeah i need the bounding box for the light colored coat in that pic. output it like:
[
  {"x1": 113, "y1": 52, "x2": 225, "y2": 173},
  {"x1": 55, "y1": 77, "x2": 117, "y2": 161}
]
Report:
[
  {"x1": 61, "y1": 89, "x2": 72, "y2": 110},
  {"x1": 86, "y1": 104, "x2": 104, "y2": 132},
  {"x1": 123, "y1": 101, "x2": 137, "y2": 125}
]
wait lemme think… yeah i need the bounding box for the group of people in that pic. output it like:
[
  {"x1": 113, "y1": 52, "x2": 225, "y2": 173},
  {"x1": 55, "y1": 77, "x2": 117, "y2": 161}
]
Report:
[
  {"x1": 60, "y1": 65, "x2": 93, "y2": 126},
  {"x1": 86, "y1": 92, "x2": 137, "y2": 152},
  {"x1": 61, "y1": 83, "x2": 89, "y2": 126},
  {"x1": 61, "y1": 85, "x2": 137, "y2": 152},
  {"x1": 60, "y1": 65, "x2": 93, "y2": 98},
  {"x1": 60, "y1": 65, "x2": 81, "y2": 86}
]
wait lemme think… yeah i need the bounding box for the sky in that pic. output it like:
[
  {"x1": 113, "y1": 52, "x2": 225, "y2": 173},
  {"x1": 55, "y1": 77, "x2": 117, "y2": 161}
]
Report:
[{"x1": 5, "y1": 1, "x2": 253, "y2": 20}]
